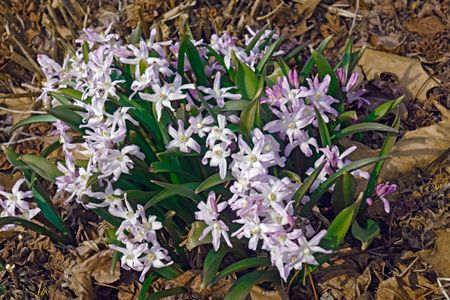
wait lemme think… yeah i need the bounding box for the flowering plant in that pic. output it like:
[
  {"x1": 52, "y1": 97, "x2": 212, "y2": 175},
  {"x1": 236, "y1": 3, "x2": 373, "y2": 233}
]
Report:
[{"x1": 3, "y1": 25, "x2": 402, "y2": 298}]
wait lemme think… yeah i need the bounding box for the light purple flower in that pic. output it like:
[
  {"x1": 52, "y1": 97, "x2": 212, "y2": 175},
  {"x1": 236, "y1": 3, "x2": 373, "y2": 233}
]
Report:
[
  {"x1": 198, "y1": 72, "x2": 241, "y2": 108},
  {"x1": 167, "y1": 120, "x2": 201, "y2": 153}
]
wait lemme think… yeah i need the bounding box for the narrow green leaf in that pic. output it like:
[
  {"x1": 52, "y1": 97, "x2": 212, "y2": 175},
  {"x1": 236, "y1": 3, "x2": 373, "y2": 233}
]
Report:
[
  {"x1": 49, "y1": 92, "x2": 71, "y2": 105},
  {"x1": 364, "y1": 96, "x2": 404, "y2": 122},
  {"x1": 314, "y1": 107, "x2": 332, "y2": 147},
  {"x1": 320, "y1": 196, "x2": 362, "y2": 250},
  {"x1": 312, "y1": 50, "x2": 342, "y2": 99},
  {"x1": 351, "y1": 219, "x2": 380, "y2": 250},
  {"x1": 337, "y1": 110, "x2": 357, "y2": 123},
  {"x1": 10, "y1": 115, "x2": 57, "y2": 132},
  {"x1": 224, "y1": 270, "x2": 278, "y2": 300},
  {"x1": 58, "y1": 88, "x2": 83, "y2": 100},
  {"x1": 153, "y1": 265, "x2": 183, "y2": 280},
  {"x1": 205, "y1": 45, "x2": 234, "y2": 77},
  {"x1": 232, "y1": 51, "x2": 264, "y2": 100},
  {"x1": 156, "y1": 148, "x2": 199, "y2": 159},
  {"x1": 92, "y1": 208, "x2": 122, "y2": 227},
  {"x1": 182, "y1": 36, "x2": 207, "y2": 86},
  {"x1": 19, "y1": 154, "x2": 62, "y2": 183},
  {"x1": 300, "y1": 157, "x2": 388, "y2": 216},
  {"x1": 332, "y1": 172, "x2": 357, "y2": 215},
  {"x1": 111, "y1": 251, "x2": 122, "y2": 275},
  {"x1": 196, "y1": 86, "x2": 218, "y2": 120},
  {"x1": 213, "y1": 257, "x2": 271, "y2": 284},
  {"x1": 0, "y1": 217, "x2": 71, "y2": 244},
  {"x1": 185, "y1": 221, "x2": 213, "y2": 250},
  {"x1": 293, "y1": 162, "x2": 325, "y2": 207},
  {"x1": 300, "y1": 35, "x2": 333, "y2": 81},
  {"x1": 143, "y1": 182, "x2": 198, "y2": 209},
  {"x1": 332, "y1": 122, "x2": 397, "y2": 141},
  {"x1": 256, "y1": 34, "x2": 285, "y2": 73},
  {"x1": 139, "y1": 272, "x2": 158, "y2": 300},
  {"x1": 195, "y1": 172, "x2": 234, "y2": 194},
  {"x1": 82, "y1": 41, "x2": 90, "y2": 64},
  {"x1": 239, "y1": 98, "x2": 260, "y2": 135},
  {"x1": 214, "y1": 100, "x2": 248, "y2": 112},
  {"x1": 364, "y1": 114, "x2": 400, "y2": 200},
  {"x1": 46, "y1": 106, "x2": 84, "y2": 132},
  {"x1": 202, "y1": 247, "x2": 228, "y2": 289},
  {"x1": 341, "y1": 38, "x2": 353, "y2": 80},
  {"x1": 245, "y1": 24, "x2": 269, "y2": 53},
  {"x1": 150, "y1": 161, "x2": 199, "y2": 181},
  {"x1": 151, "y1": 180, "x2": 201, "y2": 203}
]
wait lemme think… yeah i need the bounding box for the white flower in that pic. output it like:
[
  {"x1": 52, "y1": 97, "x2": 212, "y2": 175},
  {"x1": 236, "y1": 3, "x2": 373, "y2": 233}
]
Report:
[
  {"x1": 139, "y1": 74, "x2": 193, "y2": 121},
  {"x1": 206, "y1": 114, "x2": 236, "y2": 147},
  {"x1": 199, "y1": 220, "x2": 232, "y2": 251},
  {"x1": 0, "y1": 178, "x2": 33, "y2": 215},
  {"x1": 138, "y1": 244, "x2": 173, "y2": 282},
  {"x1": 167, "y1": 120, "x2": 201, "y2": 153},
  {"x1": 189, "y1": 114, "x2": 214, "y2": 138},
  {"x1": 198, "y1": 72, "x2": 241, "y2": 107},
  {"x1": 109, "y1": 241, "x2": 146, "y2": 271},
  {"x1": 202, "y1": 143, "x2": 230, "y2": 179}
]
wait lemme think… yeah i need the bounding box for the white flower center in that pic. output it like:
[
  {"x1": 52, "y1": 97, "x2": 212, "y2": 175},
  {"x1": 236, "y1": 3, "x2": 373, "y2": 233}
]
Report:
[
  {"x1": 147, "y1": 253, "x2": 156, "y2": 262},
  {"x1": 267, "y1": 192, "x2": 277, "y2": 202},
  {"x1": 179, "y1": 135, "x2": 187, "y2": 143},
  {"x1": 288, "y1": 122, "x2": 296, "y2": 129}
]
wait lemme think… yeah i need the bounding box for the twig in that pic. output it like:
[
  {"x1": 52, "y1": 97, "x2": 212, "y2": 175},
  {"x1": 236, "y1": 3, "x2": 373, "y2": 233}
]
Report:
[
  {"x1": 256, "y1": 1, "x2": 285, "y2": 21},
  {"x1": 398, "y1": 256, "x2": 419, "y2": 278},
  {"x1": 0, "y1": 137, "x2": 41, "y2": 146},
  {"x1": 437, "y1": 278, "x2": 450, "y2": 300},
  {"x1": 308, "y1": 271, "x2": 319, "y2": 300},
  {"x1": 319, "y1": 3, "x2": 363, "y2": 20},
  {"x1": 0, "y1": 106, "x2": 46, "y2": 115},
  {"x1": 348, "y1": 0, "x2": 360, "y2": 36}
]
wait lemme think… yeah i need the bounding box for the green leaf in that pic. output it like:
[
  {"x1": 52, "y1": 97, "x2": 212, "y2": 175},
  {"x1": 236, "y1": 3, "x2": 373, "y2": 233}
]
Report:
[
  {"x1": 46, "y1": 106, "x2": 84, "y2": 132},
  {"x1": 351, "y1": 219, "x2": 380, "y2": 250},
  {"x1": 49, "y1": 92, "x2": 71, "y2": 105},
  {"x1": 195, "y1": 172, "x2": 234, "y2": 194},
  {"x1": 300, "y1": 157, "x2": 388, "y2": 216},
  {"x1": 196, "y1": 86, "x2": 217, "y2": 120},
  {"x1": 19, "y1": 154, "x2": 62, "y2": 183},
  {"x1": 320, "y1": 197, "x2": 362, "y2": 250},
  {"x1": 337, "y1": 110, "x2": 357, "y2": 123},
  {"x1": 143, "y1": 182, "x2": 198, "y2": 209},
  {"x1": 146, "y1": 287, "x2": 186, "y2": 300},
  {"x1": 314, "y1": 107, "x2": 332, "y2": 147},
  {"x1": 332, "y1": 122, "x2": 397, "y2": 141},
  {"x1": 185, "y1": 221, "x2": 212, "y2": 250},
  {"x1": 256, "y1": 34, "x2": 285, "y2": 74},
  {"x1": 293, "y1": 162, "x2": 325, "y2": 207},
  {"x1": 214, "y1": 100, "x2": 248, "y2": 112},
  {"x1": 111, "y1": 251, "x2": 122, "y2": 275},
  {"x1": 364, "y1": 114, "x2": 400, "y2": 200},
  {"x1": 10, "y1": 115, "x2": 57, "y2": 132},
  {"x1": 224, "y1": 270, "x2": 278, "y2": 300},
  {"x1": 202, "y1": 247, "x2": 228, "y2": 289},
  {"x1": 245, "y1": 24, "x2": 269, "y2": 53},
  {"x1": 312, "y1": 50, "x2": 342, "y2": 99},
  {"x1": 0, "y1": 217, "x2": 71, "y2": 244},
  {"x1": 332, "y1": 172, "x2": 357, "y2": 215},
  {"x1": 151, "y1": 180, "x2": 201, "y2": 203},
  {"x1": 82, "y1": 41, "x2": 90, "y2": 64},
  {"x1": 239, "y1": 98, "x2": 260, "y2": 135},
  {"x1": 300, "y1": 35, "x2": 333, "y2": 81},
  {"x1": 205, "y1": 45, "x2": 234, "y2": 78},
  {"x1": 213, "y1": 257, "x2": 271, "y2": 284},
  {"x1": 57, "y1": 88, "x2": 83, "y2": 100},
  {"x1": 232, "y1": 51, "x2": 264, "y2": 100},
  {"x1": 364, "y1": 96, "x2": 404, "y2": 122},
  {"x1": 341, "y1": 38, "x2": 353, "y2": 80},
  {"x1": 153, "y1": 265, "x2": 183, "y2": 280},
  {"x1": 150, "y1": 161, "x2": 199, "y2": 181},
  {"x1": 92, "y1": 208, "x2": 122, "y2": 227},
  {"x1": 156, "y1": 148, "x2": 199, "y2": 159},
  {"x1": 182, "y1": 36, "x2": 207, "y2": 86},
  {"x1": 139, "y1": 272, "x2": 158, "y2": 300}
]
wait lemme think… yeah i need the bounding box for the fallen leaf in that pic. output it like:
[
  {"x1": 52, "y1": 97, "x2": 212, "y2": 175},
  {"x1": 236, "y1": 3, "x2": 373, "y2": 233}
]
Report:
[
  {"x1": 419, "y1": 229, "x2": 450, "y2": 277},
  {"x1": 358, "y1": 49, "x2": 440, "y2": 102},
  {"x1": 69, "y1": 250, "x2": 120, "y2": 300},
  {"x1": 404, "y1": 16, "x2": 446, "y2": 37},
  {"x1": 343, "y1": 102, "x2": 450, "y2": 182},
  {"x1": 376, "y1": 277, "x2": 416, "y2": 300}
]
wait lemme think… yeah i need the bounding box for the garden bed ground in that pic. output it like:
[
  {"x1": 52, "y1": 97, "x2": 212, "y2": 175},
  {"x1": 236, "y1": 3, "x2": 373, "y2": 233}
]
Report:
[{"x1": 0, "y1": 0, "x2": 449, "y2": 299}]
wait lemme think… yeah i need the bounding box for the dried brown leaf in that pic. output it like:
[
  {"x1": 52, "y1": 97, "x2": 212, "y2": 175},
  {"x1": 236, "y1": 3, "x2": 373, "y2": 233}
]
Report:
[
  {"x1": 404, "y1": 16, "x2": 446, "y2": 37},
  {"x1": 419, "y1": 229, "x2": 450, "y2": 277},
  {"x1": 358, "y1": 49, "x2": 440, "y2": 102}
]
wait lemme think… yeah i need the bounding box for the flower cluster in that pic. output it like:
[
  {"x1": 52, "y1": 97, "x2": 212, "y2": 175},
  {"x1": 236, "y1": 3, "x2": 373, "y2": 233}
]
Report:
[{"x1": 32, "y1": 23, "x2": 392, "y2": 285}]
